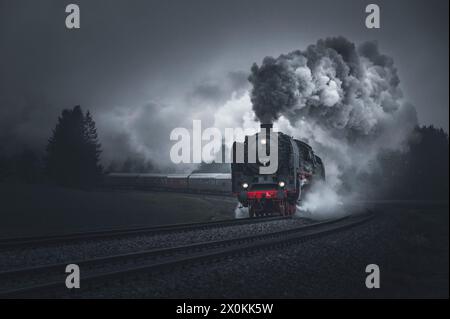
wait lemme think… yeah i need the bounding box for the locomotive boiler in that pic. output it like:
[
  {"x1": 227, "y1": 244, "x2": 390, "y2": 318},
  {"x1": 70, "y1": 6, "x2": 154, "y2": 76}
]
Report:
[{"x1": 231, "y1": 124, "x2": 325, "y2": 217}]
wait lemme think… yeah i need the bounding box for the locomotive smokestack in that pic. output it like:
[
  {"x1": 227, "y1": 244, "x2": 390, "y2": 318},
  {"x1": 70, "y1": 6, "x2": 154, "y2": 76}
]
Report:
[
  {"x1": 260, "y1": 123, "x2": 272, "y2": 148},
  {"x1": 260, "y1": 123, "x2": 273, "y2": 130}
]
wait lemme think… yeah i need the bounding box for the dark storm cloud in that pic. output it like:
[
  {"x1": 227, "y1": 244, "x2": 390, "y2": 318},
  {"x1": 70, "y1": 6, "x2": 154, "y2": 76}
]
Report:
[
  {"x1": 0, "y1": 0, "x2": 447, "y2": 165},
  {"x1": 249, "y1": 36, "x2": 407, "y2": 132},
  {"x1": 192, "y1": 84, "x2": 224, "y2": 103}
]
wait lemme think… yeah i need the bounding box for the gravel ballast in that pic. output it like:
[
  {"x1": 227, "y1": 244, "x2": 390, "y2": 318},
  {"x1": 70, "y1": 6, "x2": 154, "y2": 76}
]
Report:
[
  {"x1": 0, "y1": 217, "x2": 311, "y2": 272},
  {"x1": 48, "y1": 207, "x2": 448, "y2": 299}
]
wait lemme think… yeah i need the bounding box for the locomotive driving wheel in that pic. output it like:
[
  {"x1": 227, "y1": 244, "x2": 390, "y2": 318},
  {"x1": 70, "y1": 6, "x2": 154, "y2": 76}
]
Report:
[
  {"x1": 279, "y1": 202, "x2": 286, "y2": 216},
  {"x1": 249, "y1": 205, "x2": 256, "y2": 218}
]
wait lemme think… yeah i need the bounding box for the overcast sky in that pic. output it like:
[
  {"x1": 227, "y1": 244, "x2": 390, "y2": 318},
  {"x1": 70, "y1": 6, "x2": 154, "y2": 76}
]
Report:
[{"x1": 0, "y1": 0, "x2": 448, "y2": 165}]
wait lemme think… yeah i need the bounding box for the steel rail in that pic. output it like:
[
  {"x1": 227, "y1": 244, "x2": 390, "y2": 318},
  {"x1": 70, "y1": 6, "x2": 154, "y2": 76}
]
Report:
[
  {"x1": 0, "y1": 215, "x2": 288, "y2": 249},
  {"x1": 0, "y1": 212, "x2": 373, "y2": 298}
]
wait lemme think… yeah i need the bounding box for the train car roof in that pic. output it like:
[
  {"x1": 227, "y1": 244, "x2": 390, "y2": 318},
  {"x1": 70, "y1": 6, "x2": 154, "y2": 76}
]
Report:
[
  {"x1": 107, "y1": 173, "x2": 140, "y2": 177},
  {"x1": 189, "y1": 173, "x2": 231, "y2": 179},
  {"x1": 214, "y1": 173, "x2": 232, "y2": 179},
  {"x1": 167, "y1": 174, "x2": 190, "y2": 178},
  {"x1": 138, "y1": 173, "x2": 167, "y2": 178}
]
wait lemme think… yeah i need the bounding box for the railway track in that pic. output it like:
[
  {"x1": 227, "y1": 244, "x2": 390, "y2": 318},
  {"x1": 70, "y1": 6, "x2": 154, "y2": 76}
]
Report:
[
  {"x1": 0, "y1": 212, "x2": 373, "y2": 298},
  {"x1": 0, "y1": 215, "x2": 287, "y2": 249}
]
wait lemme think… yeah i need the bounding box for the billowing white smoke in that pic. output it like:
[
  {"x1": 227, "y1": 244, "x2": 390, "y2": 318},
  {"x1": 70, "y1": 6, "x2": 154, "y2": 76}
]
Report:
[
  {"x1": 296, "y1": 181, "x2": 347, "y2": 220},
  {"x1": 247, "y1": 37, "x2": 418, "y2": 215},
  {"x1": 234, "y1": 203, "x2": 249, "y2": 218}
]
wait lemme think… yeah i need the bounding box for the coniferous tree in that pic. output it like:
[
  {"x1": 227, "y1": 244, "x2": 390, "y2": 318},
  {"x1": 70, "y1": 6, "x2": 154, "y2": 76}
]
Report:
[
  {"x1": 84, "y1": 111, "x2": 103, "y2": 183},
  {"x1": 46, "y1": 105, "x2": 102, "y2": 187}
]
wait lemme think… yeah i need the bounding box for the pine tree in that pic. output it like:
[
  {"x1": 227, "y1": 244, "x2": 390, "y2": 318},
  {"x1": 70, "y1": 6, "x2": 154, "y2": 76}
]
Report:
[
  {"x1": 84, "y1": 111, "x2": 103, "y2": 183},
  {"x1": 46, "y1": 105, "x2": 103, "y2": 187}
]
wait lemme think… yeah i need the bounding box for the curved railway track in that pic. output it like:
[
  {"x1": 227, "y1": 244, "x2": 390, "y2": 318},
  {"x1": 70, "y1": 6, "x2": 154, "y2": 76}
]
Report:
[
  {"x1": 0, "y1": 212, "x2": 373, "y2": 298},
  {"x1": 0, "y1": 215, "x2": 287, "y2": 249}
]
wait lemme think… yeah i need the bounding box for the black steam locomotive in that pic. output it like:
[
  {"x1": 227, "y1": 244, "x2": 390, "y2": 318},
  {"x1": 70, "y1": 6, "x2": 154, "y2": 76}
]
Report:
[{"x1": 231, "y1": 124, "x2": 325, "y2": 217}]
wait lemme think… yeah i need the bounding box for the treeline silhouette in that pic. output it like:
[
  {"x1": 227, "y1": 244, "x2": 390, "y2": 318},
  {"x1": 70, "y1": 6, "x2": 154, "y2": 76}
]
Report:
[
  {"x1": 0, "y1": 105, "x2": 102, "y2": 187},
  {"x1": 0, "y1": 149, "x2": 43, "y2": 183},
  {"x1": 372, "y1": 125, "x2": 449, "y2": 200},
  {"x1": 0, "y1": 106, "x2": 448, "y2": 199}
]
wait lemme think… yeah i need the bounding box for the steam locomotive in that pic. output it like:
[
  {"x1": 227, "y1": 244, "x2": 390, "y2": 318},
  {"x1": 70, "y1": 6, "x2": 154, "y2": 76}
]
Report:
[{"x1": 231, "y1": 124, "x2": 325, "y2": 217}]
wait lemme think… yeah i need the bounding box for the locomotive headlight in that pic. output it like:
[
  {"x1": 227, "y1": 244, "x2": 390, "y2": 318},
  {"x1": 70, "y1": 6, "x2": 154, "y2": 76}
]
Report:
[
  {"x1": 278, "y1": 181, "x2": 285, "y2": 188},
  {"x1": 260, "y1": 138, "x2": 267, "y2": 145},
  {"x1": 242, "y1": 182, "x2": 249, "y2": 189}
]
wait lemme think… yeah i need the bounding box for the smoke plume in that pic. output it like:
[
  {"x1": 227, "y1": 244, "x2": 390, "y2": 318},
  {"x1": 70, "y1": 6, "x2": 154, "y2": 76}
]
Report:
[{"x1": 249, "y1": 37, "x2": 418, "y2": 209}]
